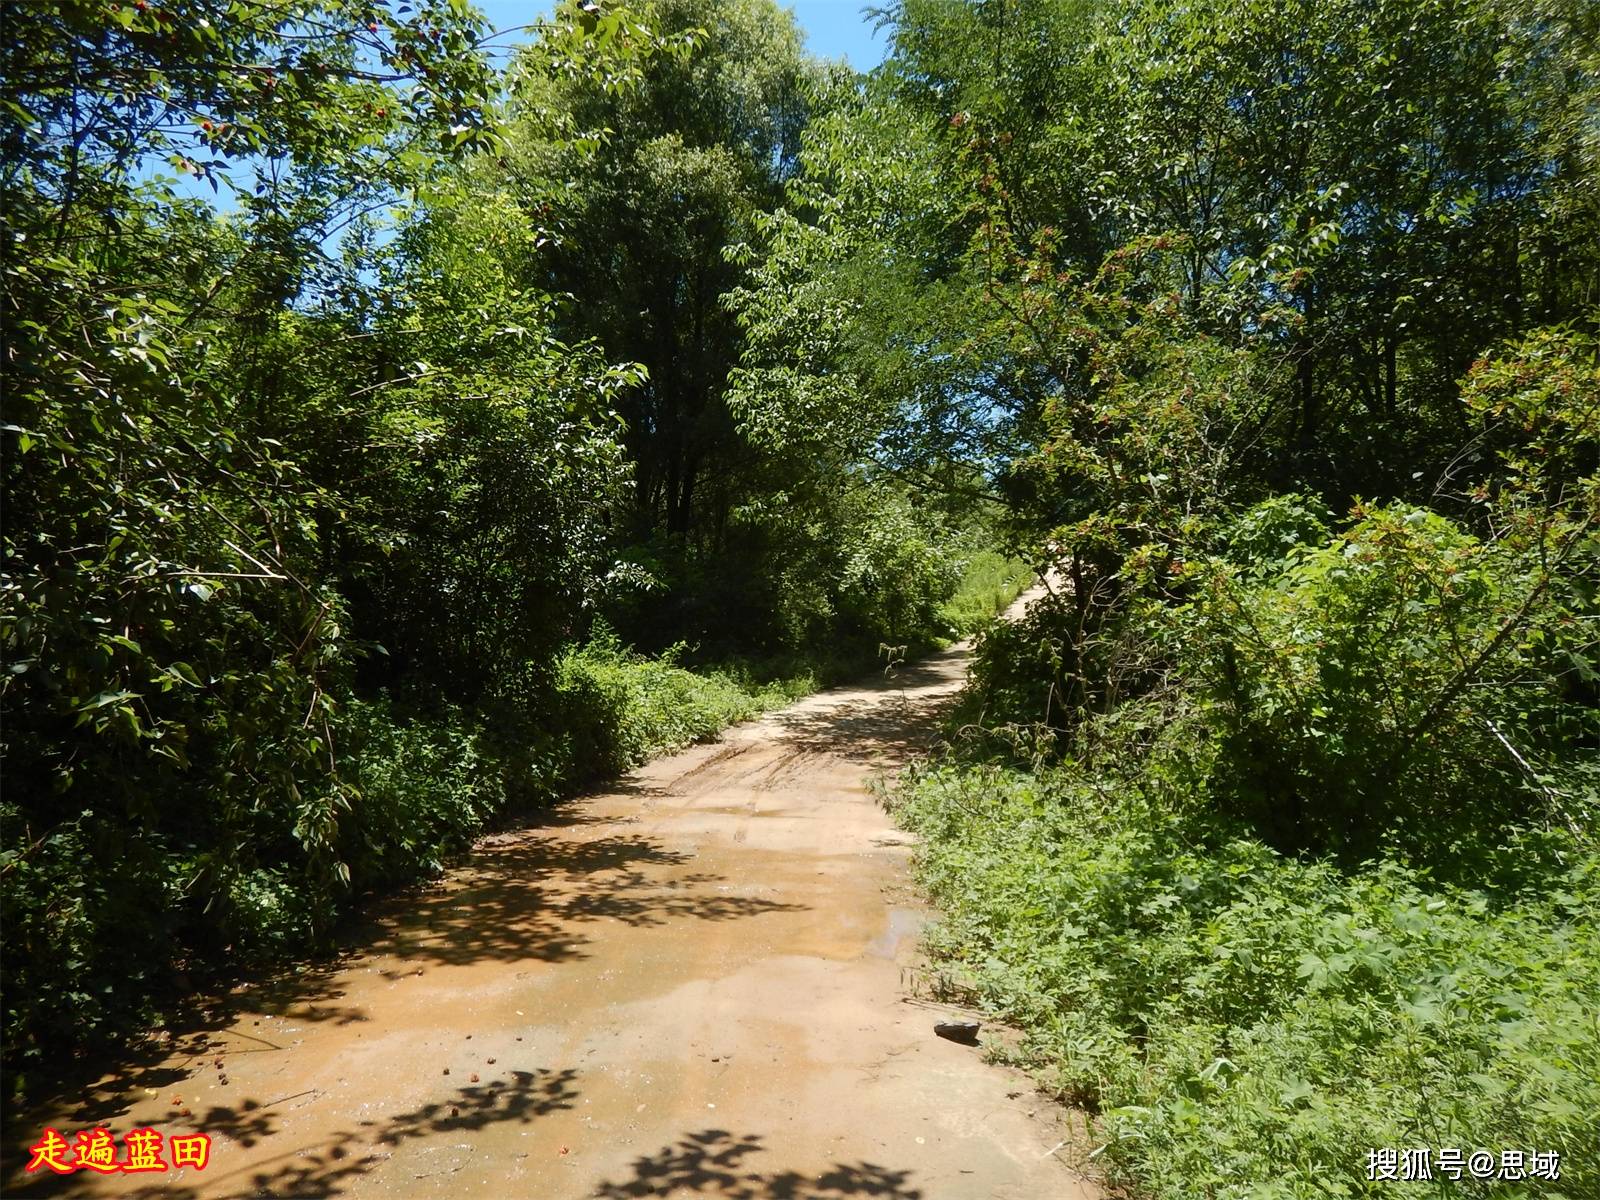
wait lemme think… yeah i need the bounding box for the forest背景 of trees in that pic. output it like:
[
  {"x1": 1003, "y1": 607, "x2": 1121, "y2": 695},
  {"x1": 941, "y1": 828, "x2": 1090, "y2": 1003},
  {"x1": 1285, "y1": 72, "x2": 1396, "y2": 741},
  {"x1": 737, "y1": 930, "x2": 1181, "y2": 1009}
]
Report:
[{"x1": 4, "y1": 0, "x2": 1598, "y2": 1193}]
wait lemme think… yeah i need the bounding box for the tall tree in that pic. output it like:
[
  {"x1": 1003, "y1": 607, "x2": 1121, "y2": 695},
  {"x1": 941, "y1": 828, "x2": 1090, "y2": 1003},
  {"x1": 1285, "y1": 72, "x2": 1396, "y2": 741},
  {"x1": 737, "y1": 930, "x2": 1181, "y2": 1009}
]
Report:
[{"x1": 505, "y1": 0, "x2": 818, "y2": 545}]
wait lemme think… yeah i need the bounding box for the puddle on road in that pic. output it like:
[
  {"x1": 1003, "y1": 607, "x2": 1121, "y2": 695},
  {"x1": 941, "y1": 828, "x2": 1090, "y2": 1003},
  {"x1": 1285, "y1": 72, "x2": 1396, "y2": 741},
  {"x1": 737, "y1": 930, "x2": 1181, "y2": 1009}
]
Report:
[{"x1": 867, "y1": 908, "x2": 926, "y2": 960}]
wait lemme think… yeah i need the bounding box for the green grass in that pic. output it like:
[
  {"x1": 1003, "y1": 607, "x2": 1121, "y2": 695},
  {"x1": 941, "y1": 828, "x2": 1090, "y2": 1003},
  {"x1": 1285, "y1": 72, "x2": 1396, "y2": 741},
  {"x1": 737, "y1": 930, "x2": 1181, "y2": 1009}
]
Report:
[
  {"x1": 940, "y1": 550, "x2": 1034, "y2": 637},
  {"x1": 890, "y1": 756, "x2": 1600, "y2": 1199},
  {"x1": 556, "y1": 634, "x2": 818, "y2": 774}
]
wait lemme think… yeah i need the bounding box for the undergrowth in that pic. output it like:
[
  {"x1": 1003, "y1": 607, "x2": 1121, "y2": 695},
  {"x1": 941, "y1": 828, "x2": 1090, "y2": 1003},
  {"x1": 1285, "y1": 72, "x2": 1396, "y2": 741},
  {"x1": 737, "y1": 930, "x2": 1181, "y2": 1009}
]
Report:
[
  {"x1": 0, "y1": 637, "x2": 815, "y2": 1096},
  {"x1": 892, "y1": 744, "x2": 1600, "y2": 1199},
  {"x1": 555, "y1": 629, "x2": 818, "y2": 778},
  {"x1": 939, "y1": 550, "x2": 1034, "y2": 637}
]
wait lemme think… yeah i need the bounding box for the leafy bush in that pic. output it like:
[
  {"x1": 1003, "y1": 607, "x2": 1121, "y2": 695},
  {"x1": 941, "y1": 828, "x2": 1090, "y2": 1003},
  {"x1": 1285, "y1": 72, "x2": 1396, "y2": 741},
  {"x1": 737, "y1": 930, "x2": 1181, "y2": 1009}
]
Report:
[
  {"x1": 1189, "y1": 503, "x2": 1598, "y2": 856},
  {"x1": 1216, "y1": 494, "x2": 1334, "y2": 577},
  {"x1": 335, "y1": 699, "x2": 498, "y2": 890},
  {"x1": 947, "y1": 588, "x2": 1071, "y2": 733},
  {"x1": 892, "y1": 756, "x2": 1600, "y2": 1199},
  {"x1": 897, "y1": 331, "x2": 1599, "y2": 1197},
  {"x1": 0, "y1": 804, "x2": 179, "y2": 1083},
  {"x1": 555, "y1": 628, "x2": 815, "y2": 781},
  {"x1": 836, "y1": 490, "x2": 963, "y2": 645}
]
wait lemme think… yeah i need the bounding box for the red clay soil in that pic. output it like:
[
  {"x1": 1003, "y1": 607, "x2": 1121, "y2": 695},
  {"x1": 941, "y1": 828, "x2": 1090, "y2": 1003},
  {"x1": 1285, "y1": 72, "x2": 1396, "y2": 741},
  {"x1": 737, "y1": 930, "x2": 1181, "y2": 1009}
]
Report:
[{"x1": 7, "y1": 596, "x2": 1101, "y2": 1200}]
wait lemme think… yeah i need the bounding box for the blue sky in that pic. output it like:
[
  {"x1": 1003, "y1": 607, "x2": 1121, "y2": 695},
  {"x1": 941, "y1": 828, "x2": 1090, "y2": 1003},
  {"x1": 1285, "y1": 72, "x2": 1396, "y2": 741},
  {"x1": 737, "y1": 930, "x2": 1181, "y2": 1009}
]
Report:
[
  {"x1": 161, "y1": 2, "x2": 886, "y2": 211},
  {"x1": 471, "y1": 0, "x2": 891, "y2": 68}
]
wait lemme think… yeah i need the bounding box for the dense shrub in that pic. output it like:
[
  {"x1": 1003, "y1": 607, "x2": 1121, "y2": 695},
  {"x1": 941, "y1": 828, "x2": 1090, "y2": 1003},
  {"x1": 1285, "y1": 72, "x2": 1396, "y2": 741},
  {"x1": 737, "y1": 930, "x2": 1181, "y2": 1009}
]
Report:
[
  {"x1": 335, "y1": 699, "x2": 499, "y2": 890},
  {"x1": 900, "y1": 331, "x2": 1597, "y2": 1192},
  {"x1": 0, "y1": 635, "x2": 815, "y2": 1085},
  {"x1": 835, "y1": 490, "x2": 964, "y2": 645},
  {"x1": 0, "y1": 802, "x2": 181, "y2": 1078},
  {"x1": 1189, "y1": 503, "x2": 1599, "y2": 856},
  {"x1": 555, "y1": 629, "x2": 816, "y2": 781},
  {"x1": 938, "y1": 549, "x2": 1033, "y2": 637},
  {"x1": 1215, "y1": 494, "x2": 1334, "y2": 578}
]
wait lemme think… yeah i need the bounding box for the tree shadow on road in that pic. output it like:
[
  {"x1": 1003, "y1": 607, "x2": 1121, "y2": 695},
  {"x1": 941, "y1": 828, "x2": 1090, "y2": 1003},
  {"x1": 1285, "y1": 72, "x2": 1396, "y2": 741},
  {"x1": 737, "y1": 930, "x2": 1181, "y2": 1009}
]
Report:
[
  {"x1": 22, "y1": 967, "x2": 358, "y2": 1134},
  {"x1": 13, "y1": 1067, "x2": 581, "y2": 1199},
  {"x1": 209, "y1": 1065, "x2": 579, "y2": 1199},
  {"x1": 770, "y1": 700, "x2": 951, "y2": 767},
  {"x1": 755, "y1": 641, "x2": 971, "y2": 770},
  {"x1": 349, "y1": 828, "x2": 806, "y2": 971},
  {"x1": 591, "y1": 1129, "x2": 925, "y2": 1199},
  {"x1": 6, "y1": 815, "x2": 805, "y2": 1190}
]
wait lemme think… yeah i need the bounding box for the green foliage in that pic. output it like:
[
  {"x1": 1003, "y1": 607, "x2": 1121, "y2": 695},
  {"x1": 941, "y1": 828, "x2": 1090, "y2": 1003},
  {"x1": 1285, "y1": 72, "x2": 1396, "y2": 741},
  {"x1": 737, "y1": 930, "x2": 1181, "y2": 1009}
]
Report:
[
  {"x1": 321, "y1": 181, "x2": 640, "y2": 705},
  {"x1": 1, "y1": 802, "x2": 181, "y2": 1068},
  {"x1": 940, "y1": 550, "x2": 1032, "y2": 637},
  {"x1": 0, "y1": 0, "x2": 507, "y2": 1070},
  {"x1": 554, "y1": 628, "x2": 815, "y2": 781},
  {"x1": 504, "y1": 0, "x2": 819, "y2": 551},
  {"x1": 335, "y1": 698, "x2": 497, "y2": 890},
  {"x1": 4, "y1": 9, "x2": 1597, "y2": 1199},
  {"x1": 731, "y1": 0, "x2": 1600, "y2": 763},
  {"x1": 1190, "y1": 502, "x2": 1598, "y2": 855},
  {"x1": 891, "y1": 327, "x2": 1596, "y2": 1195},
  {"x1": 1216, "y1": 494, "x2": 1335, "y2": 577},
  {"x1": 0, "y1": 0, "x2": 820, "y2": 1083},
  {"x1": 835, "y1": 488, "x2": 962, "y2": 645},
  {"x1": 893, "y1": 757, "x2": 1600, "y2": 1199}
]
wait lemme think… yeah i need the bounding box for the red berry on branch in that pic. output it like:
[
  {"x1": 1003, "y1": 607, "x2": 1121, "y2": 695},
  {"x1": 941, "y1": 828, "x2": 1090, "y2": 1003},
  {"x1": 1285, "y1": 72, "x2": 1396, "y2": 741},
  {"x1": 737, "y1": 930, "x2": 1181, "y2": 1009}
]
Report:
[{"x1": 368, "y1": 21, "x2": 378, "y2": 32}]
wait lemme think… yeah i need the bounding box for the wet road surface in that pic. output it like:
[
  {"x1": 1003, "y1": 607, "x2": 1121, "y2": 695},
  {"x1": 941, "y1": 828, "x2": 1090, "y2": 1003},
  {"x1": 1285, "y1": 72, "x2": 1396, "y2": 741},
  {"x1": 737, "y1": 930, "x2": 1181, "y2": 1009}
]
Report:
[{"x1": 9, "y1": 601, "x2": 1100, "y2": 1200}]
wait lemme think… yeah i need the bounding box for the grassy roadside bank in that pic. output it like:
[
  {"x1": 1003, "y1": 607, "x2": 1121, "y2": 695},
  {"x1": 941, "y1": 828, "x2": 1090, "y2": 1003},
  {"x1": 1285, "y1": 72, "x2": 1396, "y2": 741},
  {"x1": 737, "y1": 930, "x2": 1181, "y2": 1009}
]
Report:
[
  {"x1": 890, "y1": 755, "x2": 1600, "y2": 1199},
  {"x1": 2, "y1": 642, "x2": 816, "y2": 1102},
  {"x1": 938, "y1": 551, "x2": 1035, "y2": 639}
]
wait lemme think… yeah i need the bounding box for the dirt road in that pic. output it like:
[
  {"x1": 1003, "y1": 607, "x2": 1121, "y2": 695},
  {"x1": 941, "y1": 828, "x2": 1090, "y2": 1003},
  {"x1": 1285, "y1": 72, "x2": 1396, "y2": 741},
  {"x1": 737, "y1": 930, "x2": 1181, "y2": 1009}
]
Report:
[{"x1": 11, "y1": 604, "x2": 1099, "y2": 1199}]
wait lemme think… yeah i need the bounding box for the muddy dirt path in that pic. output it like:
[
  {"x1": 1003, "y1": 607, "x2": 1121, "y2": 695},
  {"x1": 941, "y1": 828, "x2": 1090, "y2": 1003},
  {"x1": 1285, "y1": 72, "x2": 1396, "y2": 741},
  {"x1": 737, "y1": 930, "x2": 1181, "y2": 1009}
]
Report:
[{"x1": 11, "y1": 595, "x2": 1099, "y2": 1200}]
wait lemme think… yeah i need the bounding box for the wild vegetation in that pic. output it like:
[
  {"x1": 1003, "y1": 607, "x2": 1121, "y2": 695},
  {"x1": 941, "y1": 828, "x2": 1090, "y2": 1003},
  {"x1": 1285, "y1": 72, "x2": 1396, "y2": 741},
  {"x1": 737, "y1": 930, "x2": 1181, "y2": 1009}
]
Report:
[
  {"x1": 2, "y1": 0, "x2": 1596, "y2": 1194},
  {"x1": 817, "y1": 1, "x2": 1599, "y2": 1194},
  {"x1": 730, "y1": 0, "x2": 1597, "y2": 1193}
]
